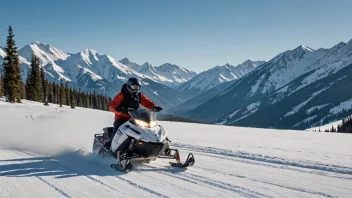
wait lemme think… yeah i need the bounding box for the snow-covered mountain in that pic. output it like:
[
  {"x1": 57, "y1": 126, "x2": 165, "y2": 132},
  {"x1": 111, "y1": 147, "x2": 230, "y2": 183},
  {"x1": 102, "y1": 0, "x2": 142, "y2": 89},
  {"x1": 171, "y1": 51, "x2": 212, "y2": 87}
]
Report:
[
  {"x1": 2, "y1": 42, "x2": 193, "y2": 109},
  {"x1": 0, "y1": 46, "x2": 5, "y2": 58},
  {"x1": 217, "y1": 40, "x2": 352, "y2": 129},
  {"x1": 119, "y1": 58, "x2": 197, "y2": 88},
  {"x1": 177, "y1": 60, "x2": 265, "y2": 98},
  {"x1": 186, "y1": 40, "x2": 352, "y2": 129},
  {"x1": 168, "y1": 80, "x2": 235, "y2": 116},
  {"x1": 19, "y1": 41, "x2": 70, "y2": 64}
]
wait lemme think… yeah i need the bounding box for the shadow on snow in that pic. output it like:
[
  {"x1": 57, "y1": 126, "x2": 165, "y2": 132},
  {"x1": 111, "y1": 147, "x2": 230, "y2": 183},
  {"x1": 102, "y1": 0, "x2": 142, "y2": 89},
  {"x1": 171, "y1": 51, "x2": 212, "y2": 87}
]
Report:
[{"x1": 0, "y1": 151, "x2": 186, "y2": 178}]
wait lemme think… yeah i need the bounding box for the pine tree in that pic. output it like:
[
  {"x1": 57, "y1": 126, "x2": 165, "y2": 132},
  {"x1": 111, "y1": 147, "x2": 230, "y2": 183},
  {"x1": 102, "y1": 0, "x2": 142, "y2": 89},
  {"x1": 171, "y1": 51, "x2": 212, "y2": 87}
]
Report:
[
  {"x1": 40, "y1": 67, "x2": 48, "y2": 105},
  {"x1": 59, "y1": 80, "x2": 65, "y2": 107},
  {"x1": 78, "y1": 89, "x2": 83, "y2": 107},
  {"x1": 19, "y1": 80, "x2": 26, "y2": 99},
  {"x1": 65, "y1": 81, "x2": 70, "y2": 106},
  {"x1": 51, "y1": 82, "x2": 56, "y2": 104},
  {"x1": 3, "y1": 26, "x2": 22, "y2": 103},
  {"x1": 70, "y1": 88, "x2": 76, "y2": 109},
  {"x1": 47, "y1": 80, "x2": 53, "y2": 104},
  {"x1": 25, "y1": 69, "x2": 31, "y2": 99},
  {"x1": 0, "y1": 71, "x2": 4, "y2": 97},
  {"x1": 86, "y1": 92, "x2": 90, "y2": 108},
  {"x1": 27, "y1": 56, "x2": 42, "y2": 101},
  {"x1": 55, "y1": 83, "x2": 60, "y2": 104}
]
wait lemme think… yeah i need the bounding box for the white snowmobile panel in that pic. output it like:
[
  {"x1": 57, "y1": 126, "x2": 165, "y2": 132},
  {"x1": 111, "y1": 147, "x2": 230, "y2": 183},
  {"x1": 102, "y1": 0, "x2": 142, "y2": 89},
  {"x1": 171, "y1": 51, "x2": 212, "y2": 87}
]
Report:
[
  {"x1": 111, "y1": 132, "x2": 129, "y2": 153},
  {"x1": 119, "y1": 121, "x2": 167, "y2": 143}
]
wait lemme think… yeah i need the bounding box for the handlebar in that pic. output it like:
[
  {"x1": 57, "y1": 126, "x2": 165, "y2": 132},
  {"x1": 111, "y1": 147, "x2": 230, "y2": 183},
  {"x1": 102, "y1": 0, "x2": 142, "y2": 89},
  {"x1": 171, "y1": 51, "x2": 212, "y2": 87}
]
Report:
[{"x1": 115, "y1": 107, "x2": 162, "y2": 113}]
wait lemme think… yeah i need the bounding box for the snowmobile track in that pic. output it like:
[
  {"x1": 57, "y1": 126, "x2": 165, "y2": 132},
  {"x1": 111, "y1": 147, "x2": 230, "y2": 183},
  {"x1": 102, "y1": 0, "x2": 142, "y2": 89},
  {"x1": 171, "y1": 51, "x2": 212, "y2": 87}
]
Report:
[
  {"x1": 194, "y1": 166, "x2": 335, "y2": 197},
  {"x1": 173, "y1": 143, "x2": 352, "y2": 176},
  {"x1": 142, "y1": 164, "x2": 271, "y2": 198},
  {"x1": 36, "y1": 176, "x2": 72, "y2": 198}
]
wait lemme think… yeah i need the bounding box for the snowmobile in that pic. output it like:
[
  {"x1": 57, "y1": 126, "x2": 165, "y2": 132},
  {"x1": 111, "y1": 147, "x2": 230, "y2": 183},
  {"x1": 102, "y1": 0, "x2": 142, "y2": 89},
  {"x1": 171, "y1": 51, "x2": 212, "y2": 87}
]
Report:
[{"x1": 92, "y1": 108, "x2": 195, "y2": 171}]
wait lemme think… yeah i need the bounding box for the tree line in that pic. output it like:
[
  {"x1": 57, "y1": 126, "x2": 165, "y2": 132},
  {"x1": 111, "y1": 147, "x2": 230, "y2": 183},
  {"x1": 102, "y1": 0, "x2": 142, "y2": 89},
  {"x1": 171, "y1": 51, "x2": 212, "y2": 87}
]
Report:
[
  {"x1": 0, "y1": 26, "x2": 111, "y2": 111},
  {"x1": 322, "y1": 116, "x2": 352, "y2": 133}
]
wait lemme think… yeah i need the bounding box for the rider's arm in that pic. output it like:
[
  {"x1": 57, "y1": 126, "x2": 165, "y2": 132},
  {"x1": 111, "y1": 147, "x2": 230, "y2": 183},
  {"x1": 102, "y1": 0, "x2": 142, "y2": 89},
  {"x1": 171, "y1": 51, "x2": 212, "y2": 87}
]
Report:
[
  {"x1": 140, "y1": 93, "x2": 156, "y2": 109},
  {"x1": 109, "y1": 93, "x2": 124, "y2": 113}
]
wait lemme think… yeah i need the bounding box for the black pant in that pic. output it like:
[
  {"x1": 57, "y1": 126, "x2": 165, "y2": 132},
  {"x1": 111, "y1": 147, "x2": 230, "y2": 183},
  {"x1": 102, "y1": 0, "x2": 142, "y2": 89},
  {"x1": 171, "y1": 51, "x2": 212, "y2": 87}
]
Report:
[{"x1": 112, "y1": 119, "x2": 127, "y2": 138}]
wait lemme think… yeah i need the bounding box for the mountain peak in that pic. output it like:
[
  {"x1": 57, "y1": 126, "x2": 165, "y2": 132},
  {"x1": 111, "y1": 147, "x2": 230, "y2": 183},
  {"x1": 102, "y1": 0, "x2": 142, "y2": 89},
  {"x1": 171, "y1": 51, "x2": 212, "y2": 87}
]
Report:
[
  {"x1": 120, "y1": 57, "x2": 130, "y2": 63},
  {"x1": 82, "y1": 48, "x2": 98, "y2": 55},
  {"x1": 296, "y1": 45, "x2": 314, "y2": 52},
  {"x1": 31, "y1": 41, "x2": 52, "y2": 47},
  {"x1": 32, "y1": 41, "x2": 43, "y2": 45},
  {"x1": 142, "y1": 62, "x2": 153, "y2": 67},
  {"x1": 243, "y1": 59, "x2": 253, "y2": 64},
  {"x1": 158, "y1": 63, "x2": 180, "y2": 70}
]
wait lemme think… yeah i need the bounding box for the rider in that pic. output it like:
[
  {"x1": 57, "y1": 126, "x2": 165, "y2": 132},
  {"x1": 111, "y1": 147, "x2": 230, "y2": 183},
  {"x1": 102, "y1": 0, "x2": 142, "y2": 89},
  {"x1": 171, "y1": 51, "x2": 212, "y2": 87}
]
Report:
[{"x1": 106, "y1": 78, "x2": 162, "y2": 148}]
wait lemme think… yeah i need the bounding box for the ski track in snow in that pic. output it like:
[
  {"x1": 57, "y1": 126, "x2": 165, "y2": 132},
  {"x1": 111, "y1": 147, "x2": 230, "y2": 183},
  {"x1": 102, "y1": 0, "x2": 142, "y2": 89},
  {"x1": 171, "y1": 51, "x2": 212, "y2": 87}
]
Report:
[
  {"x1": 172, "y1": 143, "x2": 352, "y2": 176},
  {"x1": 0, "y1": 100, "x2": 351, "y2": 197}
]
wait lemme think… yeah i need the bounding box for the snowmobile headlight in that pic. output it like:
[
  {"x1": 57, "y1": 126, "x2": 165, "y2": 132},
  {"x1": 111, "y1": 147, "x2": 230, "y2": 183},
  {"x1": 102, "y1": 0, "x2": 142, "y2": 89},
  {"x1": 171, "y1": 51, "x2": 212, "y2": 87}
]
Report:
[
  {"x1": 135, "y1": 119, "x2": 149, "y2": 128},
  {"x1": 134, "y1": 119, "x2": 158, "y2": 128},
  {"x1": 150, "y1": 120, "x2": 157, "y2": 128}
]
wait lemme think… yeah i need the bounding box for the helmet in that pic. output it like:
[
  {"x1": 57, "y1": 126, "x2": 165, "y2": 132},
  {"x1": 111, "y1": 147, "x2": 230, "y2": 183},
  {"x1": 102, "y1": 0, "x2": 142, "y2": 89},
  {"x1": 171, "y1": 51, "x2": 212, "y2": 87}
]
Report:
[{"x1": 126, "y1": 78, "x2": 141, "y2": 94}]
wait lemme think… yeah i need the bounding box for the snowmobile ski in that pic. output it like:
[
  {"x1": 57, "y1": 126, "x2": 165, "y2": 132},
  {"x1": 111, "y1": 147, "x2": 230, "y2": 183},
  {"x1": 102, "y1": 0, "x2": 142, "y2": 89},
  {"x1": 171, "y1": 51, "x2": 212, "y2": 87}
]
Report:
[
  {"x1": 170, "y1": 153, "x2": 195, "y2": 168},
  {"x1": 111, "y1": 162, "x2": 133, "y2": 172}
]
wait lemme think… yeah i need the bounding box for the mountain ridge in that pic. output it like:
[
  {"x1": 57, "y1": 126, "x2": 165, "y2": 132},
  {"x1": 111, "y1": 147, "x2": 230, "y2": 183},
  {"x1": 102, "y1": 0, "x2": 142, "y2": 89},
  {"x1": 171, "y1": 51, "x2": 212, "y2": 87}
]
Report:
[{"x1": 185, "y1": 40, "x2": 352, "y2": 129}]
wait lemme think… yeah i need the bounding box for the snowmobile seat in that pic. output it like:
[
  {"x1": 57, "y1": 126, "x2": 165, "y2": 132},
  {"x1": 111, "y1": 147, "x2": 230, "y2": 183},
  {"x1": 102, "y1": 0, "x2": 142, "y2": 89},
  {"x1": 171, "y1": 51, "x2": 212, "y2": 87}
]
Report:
[{"x1": 103, "y1": 127, "x2": 114, "y2": 138}]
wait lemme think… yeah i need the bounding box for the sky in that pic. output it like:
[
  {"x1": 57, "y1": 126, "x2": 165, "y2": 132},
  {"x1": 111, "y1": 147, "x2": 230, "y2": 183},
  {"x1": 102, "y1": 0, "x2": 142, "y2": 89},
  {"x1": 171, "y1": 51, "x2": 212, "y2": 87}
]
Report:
[{"x1": 0, "y1": 0, "x2": 352, "y2": 72}]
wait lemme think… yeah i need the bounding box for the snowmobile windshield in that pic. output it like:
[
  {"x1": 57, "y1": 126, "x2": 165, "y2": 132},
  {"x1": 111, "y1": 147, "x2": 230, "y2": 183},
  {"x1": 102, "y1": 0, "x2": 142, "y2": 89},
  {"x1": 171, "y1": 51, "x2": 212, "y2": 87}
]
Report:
[{"x1": 129, "y1": 109, "x2": 157, "y2": 128}]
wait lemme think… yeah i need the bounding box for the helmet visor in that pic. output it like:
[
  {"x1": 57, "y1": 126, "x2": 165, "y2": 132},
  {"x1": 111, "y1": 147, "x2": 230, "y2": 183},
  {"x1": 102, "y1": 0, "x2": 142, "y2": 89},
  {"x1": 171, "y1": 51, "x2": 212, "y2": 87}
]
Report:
[{"x1": 129, "y1": 84, "x2": 140, "y2": 91}]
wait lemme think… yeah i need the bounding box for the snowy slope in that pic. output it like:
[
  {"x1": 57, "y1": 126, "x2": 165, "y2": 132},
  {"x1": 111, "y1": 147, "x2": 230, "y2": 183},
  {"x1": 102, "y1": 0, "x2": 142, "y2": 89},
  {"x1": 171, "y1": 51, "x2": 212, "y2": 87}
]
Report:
[
  {"x1": 0, "y1": 46, "x2": 5, "y2": 58},
  {"x1": 214, "y1": 40, "x2": 352, "y2": 129},
  {"x1": 186, "y1": 42, "x2": 349, "y2": 123},
  {"x1": 308, "y1": 116, "x2": 351, "y2": 132},
  {"x1": 177, "y1": 60, "x2": 265, "y2": 98},
  {"x1": 57, "y1": 49, "x2": 141, "y2": 83},
  {"x1": 119, "y1": 58, "x2": 197, "y2": 88},
  {"x1": 168, "y1": 80, "x2": 235, "y2": 116},
  {"x1": 19, "y1": 41, "x2": 70, "y2": 64},
  {"x1": 0, "y1": 47, "x2": 4, "y2": 66},
  {"x1": 0, "y1": 99, "x2": 352, "y2": 197}
]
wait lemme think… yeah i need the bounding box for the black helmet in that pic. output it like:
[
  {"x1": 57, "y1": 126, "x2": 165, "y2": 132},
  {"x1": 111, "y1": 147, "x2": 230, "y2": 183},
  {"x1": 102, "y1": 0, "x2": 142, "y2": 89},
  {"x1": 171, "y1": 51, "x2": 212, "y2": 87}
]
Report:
[{"x1": 126, "y1": 78, "x2": 141, "y2": 94}]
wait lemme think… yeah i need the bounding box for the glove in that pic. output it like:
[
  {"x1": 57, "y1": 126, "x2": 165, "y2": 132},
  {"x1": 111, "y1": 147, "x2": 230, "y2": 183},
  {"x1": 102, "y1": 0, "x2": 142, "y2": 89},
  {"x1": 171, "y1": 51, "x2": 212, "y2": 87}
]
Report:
[
  {"x1": 153, "y1": 106, "x2": 163, "y2": 112},
  {"x1": 115, "y1": 106, "x2": 129, "y2": 114}
]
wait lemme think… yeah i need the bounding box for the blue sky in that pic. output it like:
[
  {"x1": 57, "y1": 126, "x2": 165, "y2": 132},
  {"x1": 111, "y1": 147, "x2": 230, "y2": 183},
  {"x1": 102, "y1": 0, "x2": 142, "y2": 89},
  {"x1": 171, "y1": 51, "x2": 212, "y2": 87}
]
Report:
[{"x1": 0, "y1": 0, "x2": 352, "y2": 72}]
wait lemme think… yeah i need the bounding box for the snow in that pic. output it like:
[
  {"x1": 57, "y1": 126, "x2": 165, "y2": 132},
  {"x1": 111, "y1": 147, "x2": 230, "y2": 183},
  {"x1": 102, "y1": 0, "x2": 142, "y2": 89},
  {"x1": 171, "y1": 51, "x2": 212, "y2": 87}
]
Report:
[
  {"x1": 19, "y1": 42, "x2": 70, "y2": 65},
  {"x1": 248, "y1": 46, "x2": 326, "y2": 98},
  {"x1": 329, "y1": 98, "x2": 352, "y2": 114},
  {"x1": 284, "y1": 97, "x2": 314, "y2": 117},
  {"x1": 309, "y1": 119, "x2": 345, "y2": 132},
  {"x1": 0, "y1": 46, "x2": 5, "y2": 57},
  {"x1": 119, "y1": 60, "x2": 197, "y2": 88},
  {"x1": 301, "y1": 45, "x2": 314, "y2": 52},
  {"x1": 293, "y1": 115, "x2": 318, "y2": 127},
  {"x1": 11, "y1": 41, "x2": 197, "y2": 99},
  {"x1": 1, "y1": 99, "x2": 351, "y2": 197},
  {"x1": 179, "y1": 60, "x2": 265, "y2": 94},
  {"x1": 306, "y1": 104, "x2": 330, "y2": 115},
  {"x1": 284, "y1": 88, "x2": 328, "y2": 117}
]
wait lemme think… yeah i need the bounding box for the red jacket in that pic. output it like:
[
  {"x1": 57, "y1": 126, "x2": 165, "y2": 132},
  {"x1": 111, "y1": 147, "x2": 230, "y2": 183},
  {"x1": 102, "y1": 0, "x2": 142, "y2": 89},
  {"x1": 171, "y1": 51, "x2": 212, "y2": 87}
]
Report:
[{"x1": 109, "y1": 92, "x2": 156, "y2": 120}]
